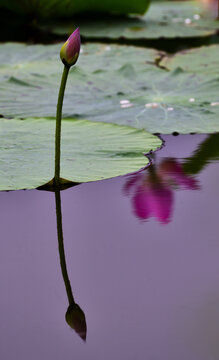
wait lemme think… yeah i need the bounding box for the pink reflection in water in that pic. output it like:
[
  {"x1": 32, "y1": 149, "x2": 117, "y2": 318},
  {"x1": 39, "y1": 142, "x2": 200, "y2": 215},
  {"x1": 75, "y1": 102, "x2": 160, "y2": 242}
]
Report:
[{"x1": 125, "y1": 158, "x2": 199, "y2": 224}]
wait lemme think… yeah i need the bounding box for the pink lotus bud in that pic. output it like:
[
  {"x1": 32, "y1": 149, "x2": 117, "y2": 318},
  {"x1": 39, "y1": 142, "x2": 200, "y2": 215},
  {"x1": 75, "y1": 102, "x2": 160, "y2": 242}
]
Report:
[{"x1": 60, "y1": 28, "x2": 81, "y2": 67}]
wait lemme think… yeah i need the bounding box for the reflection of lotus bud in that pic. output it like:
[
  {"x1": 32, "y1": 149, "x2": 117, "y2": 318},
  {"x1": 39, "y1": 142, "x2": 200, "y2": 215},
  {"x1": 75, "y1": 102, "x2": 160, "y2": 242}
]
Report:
[
  {"x1": 65, "y1": 303, "x2": 87, "y2": 341},
  {"x1": 60, "y1": 28, "x2": 81, "y2": 67}
]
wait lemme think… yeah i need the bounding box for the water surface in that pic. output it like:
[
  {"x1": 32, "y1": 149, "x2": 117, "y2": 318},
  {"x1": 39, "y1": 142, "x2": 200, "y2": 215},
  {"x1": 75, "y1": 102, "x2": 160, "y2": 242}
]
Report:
[{"x1": 0, "y1": 134, "x2": 219, "y2": 360}]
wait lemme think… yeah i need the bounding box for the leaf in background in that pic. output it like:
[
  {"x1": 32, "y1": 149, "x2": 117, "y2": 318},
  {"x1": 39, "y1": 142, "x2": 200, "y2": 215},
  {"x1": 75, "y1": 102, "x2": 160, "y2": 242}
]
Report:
[
  {"x1": 1, "y1": 43, "x2": 219, "y2": 134},
  {"x1": 0, "y1": 0, "x2": 150, "y2": 17},
  {"x1": 160, "y1": 45, "x2": 219, "y2": 75},
  {"x1": 41, "y1": 1, "x2": 219, "y2": 39},
  {"x1": 0, "y1": 118, "x2": 161, "y2": 191}
]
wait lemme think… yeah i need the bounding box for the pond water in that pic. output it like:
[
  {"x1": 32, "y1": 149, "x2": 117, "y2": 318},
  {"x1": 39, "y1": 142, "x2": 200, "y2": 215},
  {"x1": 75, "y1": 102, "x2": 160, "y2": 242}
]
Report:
[{"x1": 0, "y1": 134, "x2": 219, "y2": 360}]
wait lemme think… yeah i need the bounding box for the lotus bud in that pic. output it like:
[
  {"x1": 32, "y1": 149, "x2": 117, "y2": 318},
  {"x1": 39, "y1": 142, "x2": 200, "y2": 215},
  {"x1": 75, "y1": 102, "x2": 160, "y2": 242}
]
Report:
[
  {"x1": 65, "y1": 303, "x2": 87, "y2": 341},
  {"x1": 60, "y1": 28, "x2": 81, "y2": 67}
]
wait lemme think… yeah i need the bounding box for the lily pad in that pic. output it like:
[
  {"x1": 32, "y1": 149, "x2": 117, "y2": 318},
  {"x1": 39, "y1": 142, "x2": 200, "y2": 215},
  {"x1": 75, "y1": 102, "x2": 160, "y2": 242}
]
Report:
[
  {"x1": 0, "y1": 43, "x2": 219, "y2": 134},
  {"x1": 42, "y1": 1, "x2": 219, "y2": 40},
  {"x1": 0, "y1": 0, "x2": 150, "y2": 17},
  {"x1": 0, "y1": 118, "x2": 161, "y2": 191},
  {"x1": 0, "y1": 42, "x2": 158, "y2": 118},
  {"x1": 160, "y1": 45, "x2": 219, "y2": 76}
]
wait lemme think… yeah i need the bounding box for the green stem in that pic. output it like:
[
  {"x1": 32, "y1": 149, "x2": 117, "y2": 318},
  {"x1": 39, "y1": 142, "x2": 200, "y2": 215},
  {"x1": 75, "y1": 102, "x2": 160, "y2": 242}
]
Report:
[
  {"x1": 55, "y1": 189, "x2": 75, "y2": 305},
  {"x1": 54, "y1": 64, "x2": 70, "y2": 186}
]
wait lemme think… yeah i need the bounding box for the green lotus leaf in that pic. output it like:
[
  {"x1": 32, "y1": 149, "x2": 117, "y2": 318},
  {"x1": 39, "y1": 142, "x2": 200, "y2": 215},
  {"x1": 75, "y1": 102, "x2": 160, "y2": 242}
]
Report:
[
  {"x1": 0, "y1": 117, "x2": 162, "y2": 191},
  {"x1": 41, "y1": 1, "x2": 219, "y2": 39},
  {"x1": 0, "y1": 0, "x2": 150, "y2": 17},
  {"x1": 1, "y1": 42, "x2": 219, "y2": 134}
]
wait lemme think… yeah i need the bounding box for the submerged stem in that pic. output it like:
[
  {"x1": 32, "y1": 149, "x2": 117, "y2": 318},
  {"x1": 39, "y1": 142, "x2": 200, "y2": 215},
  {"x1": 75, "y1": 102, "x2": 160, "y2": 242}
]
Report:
[
  {"x1": 54, "y1": 65, "x2": 70, "y2": 186},
  {"x1": 55, "y1": 189, "x2": 75, "y2": 305}
]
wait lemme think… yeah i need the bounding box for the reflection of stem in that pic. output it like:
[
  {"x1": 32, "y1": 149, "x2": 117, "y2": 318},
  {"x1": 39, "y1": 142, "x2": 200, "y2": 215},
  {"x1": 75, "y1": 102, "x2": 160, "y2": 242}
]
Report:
[
  {"x1": 54, "y1": 65, "x2": 70, "y2": 186},
  {"x1": 55, "y1": 189, "x2": 87, "y2": 341},
  {"x1": 55, "y1": 189, "x2": 75, "y2": 305}
]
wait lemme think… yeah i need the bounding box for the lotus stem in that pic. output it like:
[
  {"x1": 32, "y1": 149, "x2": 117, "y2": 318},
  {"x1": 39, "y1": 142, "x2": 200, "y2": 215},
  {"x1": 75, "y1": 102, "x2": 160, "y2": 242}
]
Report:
[{"x1": 54, "y1": 65, "x2": 70, "y2": 186}]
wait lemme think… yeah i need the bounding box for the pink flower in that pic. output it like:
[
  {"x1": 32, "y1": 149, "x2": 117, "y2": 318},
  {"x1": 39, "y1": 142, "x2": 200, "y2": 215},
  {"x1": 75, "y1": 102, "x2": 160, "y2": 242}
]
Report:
[
  {"x1": 60, "y1": 28, "x2": 81, "y2": 67},
  {"x1": 132, "y1": 182, "x2": 173, "y2": 224},
  {"x1": 124, "y1": 158, "x2": 198, "y2": 224},
  {"x1": 200, "y1": 0, "x2": 219, "y2": 17},
  {"x1": 158, "y1": 159, "x2": 199, "y2": 190}
]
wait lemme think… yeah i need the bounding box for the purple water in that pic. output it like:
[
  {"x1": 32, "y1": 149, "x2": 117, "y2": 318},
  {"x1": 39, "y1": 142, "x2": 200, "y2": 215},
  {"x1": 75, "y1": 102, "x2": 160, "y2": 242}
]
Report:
[{"x1": 0, "y1": 134, "x2": 219, "y2": 360}]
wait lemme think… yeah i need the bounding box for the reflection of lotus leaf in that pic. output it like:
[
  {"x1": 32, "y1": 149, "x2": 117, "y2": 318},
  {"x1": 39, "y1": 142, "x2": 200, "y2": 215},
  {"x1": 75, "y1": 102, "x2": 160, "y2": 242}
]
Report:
[{"x1": 183, "y1": 133, "x2": 219, "y2": 175}]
